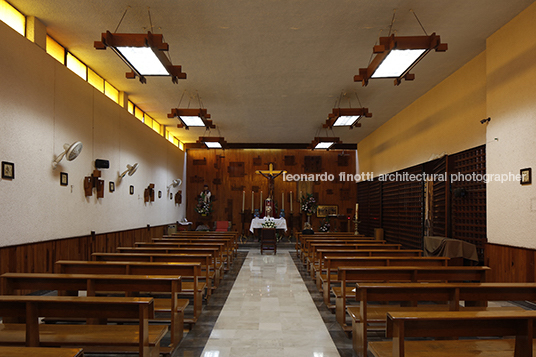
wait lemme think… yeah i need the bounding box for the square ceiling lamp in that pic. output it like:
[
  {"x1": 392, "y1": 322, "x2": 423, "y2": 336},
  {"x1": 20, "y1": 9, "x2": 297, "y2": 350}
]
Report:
[
  {"x1": 94, "y1": 31, "x2": 186, "y2": 84},
  {"x1": 168, "y1": 108, "x2": 215, "y2": 130},
  {"x1": 324, "y1": 108, "x2": 372, "y2": 129},
  {"x1": 310, "y1": 137, "x2": 341, "y2": 151},
  {"x1": 354, "y1": 33, "x2": 447, "y2": 86},
  {"x1": 197, "y1": 137, "x2": 227, "y2": 149}
]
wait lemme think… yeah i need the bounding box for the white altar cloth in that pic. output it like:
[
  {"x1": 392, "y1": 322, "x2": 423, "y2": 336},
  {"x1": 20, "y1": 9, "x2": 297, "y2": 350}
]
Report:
[{"x1": 249, "y1": 218, "x2": 288, "y2": 232}]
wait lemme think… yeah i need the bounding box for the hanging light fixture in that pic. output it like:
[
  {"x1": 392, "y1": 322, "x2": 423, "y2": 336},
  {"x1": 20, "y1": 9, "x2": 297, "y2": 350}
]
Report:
[
  {"x1": 310, "y1": 137, "x2": 341, "y2": 151},
  {"x1": 94, "y1": 8, "x2": 186, "y2": 83},
  {"x1": 168, "y1": 108, "x2": 215, "y2": 129},
  {"x1": 354, "y1": 10, "x2": 447, "y2": 86},
  {"x1": 95, "y1": 31, "x2": 186, "y2": 84},
  {"x1": 197, "y1": 137, "x2": 227, "y2": 149},
  {"x1": 324, "y1": 108, "x2": 372, "y2": 129}
]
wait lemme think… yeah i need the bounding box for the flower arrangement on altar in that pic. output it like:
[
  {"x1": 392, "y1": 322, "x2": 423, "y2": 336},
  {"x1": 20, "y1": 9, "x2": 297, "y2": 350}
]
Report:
[
  {"x1": 195, "y1": 195, "x2": 213, "y2": 216},
  {"x1": 261, "y1": 218, "x2": 277, "y2": 229},
  {"x1": 300, "y1": 193, "x2": 318, "y2": 215},
  {"x1": 319, "y1": 217, "x2": 331, "y2": 232}
]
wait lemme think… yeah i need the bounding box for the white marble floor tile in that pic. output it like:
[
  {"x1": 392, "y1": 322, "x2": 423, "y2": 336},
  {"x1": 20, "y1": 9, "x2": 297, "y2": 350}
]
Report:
[{"x1": 201, "y1": 250, "x2": 340, "y2": 357}]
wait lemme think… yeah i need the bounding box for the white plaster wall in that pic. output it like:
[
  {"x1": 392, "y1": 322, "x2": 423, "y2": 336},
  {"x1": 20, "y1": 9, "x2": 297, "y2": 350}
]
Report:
[
  {"x1": 0, "y1": 21, "x2": 186, "y2": 247},
  {"x1": 486, "y1": 2, "x2": 536, "y2": 249}
]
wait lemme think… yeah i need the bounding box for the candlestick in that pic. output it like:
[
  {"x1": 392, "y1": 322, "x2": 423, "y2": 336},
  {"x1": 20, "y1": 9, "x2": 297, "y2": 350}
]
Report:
[
  {"x1": 355, "y1": 203, "x2": 359, "y2": 219},
  {"x1": 260, "y1": 191, "x2": 263, "y2": 210},
  {"x1": 290, "y1": 191, "x2": 293, "y2": 212},
  {"x1": 242, "y1": 191, "x2": 245, "y2": 212},
  {"x1": 282, "y1": 191, "x2": 284, "y2": 210},
  {"x1": 252, "y1": 191, "x2": 254, "y2": 211}
]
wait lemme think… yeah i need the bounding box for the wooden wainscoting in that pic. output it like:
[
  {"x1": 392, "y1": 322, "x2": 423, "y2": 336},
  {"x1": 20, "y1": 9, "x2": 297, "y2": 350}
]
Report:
[
  {"x1": 0, "y1": 225, "x2": 166, "y2": 276},
  {"x1": 485, "y1": 243, "x2": 536, "y2": 282}
]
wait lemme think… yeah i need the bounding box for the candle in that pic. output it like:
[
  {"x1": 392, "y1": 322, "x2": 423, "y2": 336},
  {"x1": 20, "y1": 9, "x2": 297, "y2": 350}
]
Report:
[
  {"x1": 282, "y1": 191, "x2": 284, "y2": 210},
  {"x1": 242, "y1": 191, "x2": 245, "y2": 212},
  {"x1": 260, "y1": 191, "x2": 263, "y2": 210},
  {"x1": 252, "y1": 191, "x2": 254, "y2": 211},
  {"x1": 290, "y1": 191, "x2": 293, "y2": 212},
  {"x1": 355, "y1": 203, "x2": 359, "y2": 219}
]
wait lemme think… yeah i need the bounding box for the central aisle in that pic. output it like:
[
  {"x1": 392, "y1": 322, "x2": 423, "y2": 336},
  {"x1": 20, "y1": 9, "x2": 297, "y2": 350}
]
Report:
[{"x1": 201, "y1": 249, "x2": 341, "y2": 357}]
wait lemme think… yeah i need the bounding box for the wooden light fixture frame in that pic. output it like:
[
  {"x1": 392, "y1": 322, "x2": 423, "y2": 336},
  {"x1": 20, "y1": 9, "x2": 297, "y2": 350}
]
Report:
[
  {"x1": 168, "y1": 108, "x2": 215, "y2": 129},
  {"x1": 354, "y1": 33, "x2": 447, "y2": 86},
  {"x1": 197, "y1": 136, "x2": 228, "y2": 149},
  {"x1": 310, "y1": 137, "x2": 341, "y2": 151},
  {"x1": 95, "y1": 31, "x2": 187, "y2": 84},
  {"x1": 323, "y1": 107, "x2": 373, "y2": 129}
]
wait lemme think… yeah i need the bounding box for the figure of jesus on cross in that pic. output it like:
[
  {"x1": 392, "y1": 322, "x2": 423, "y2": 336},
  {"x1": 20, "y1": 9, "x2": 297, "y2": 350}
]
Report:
[{"x1": 256, "y1": 162, "x2": 286, "y2": 200}]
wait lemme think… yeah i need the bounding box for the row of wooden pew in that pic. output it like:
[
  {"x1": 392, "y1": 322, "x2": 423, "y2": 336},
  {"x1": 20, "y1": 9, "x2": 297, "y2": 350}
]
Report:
[
  {"x1": 295, "y1": 232, "x2": 536, "y2": 357},
  {"x1": 0, "y1": 230, "x2": 239, "y2": 357}
]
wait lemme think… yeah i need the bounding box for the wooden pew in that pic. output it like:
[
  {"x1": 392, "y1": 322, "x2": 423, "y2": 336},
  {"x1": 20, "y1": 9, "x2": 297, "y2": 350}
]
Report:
[
  {"x1": 349, "y1": 282, "x2": 536, "y2": 357},
  {"x1": 166, "y1": 231, "x2": 238, "y2": 257},
  {"x1": 296, "y1": 232, "x2": 374, "y2": 253},
  {"x1": 0, "y1": 295, "x2": 166, "y2": 357},
  {"x1": 157, "y1": 236, "x2": 237, "y2": 257},
  {"x1": 0, "y1": 347, "x2": 83, "y2": 357},
  {"x1": 335, "y1": 266, "x2": 490, "y2": 334},
  {"x1": 321, "y1": 256, "x2": 449, "y2": 316},
  {"x1": 55, "y1": 260, "x2": 204, "y2": 323},
  {"x1": 303, "y1": 240, "x2": 389, "y2": 265},
  {"x1": 1, "y1": 272, "x2": 187, "y2": 354},
  {"x1": 369, "y1": 310, "x2": 536, "y2": 357},
  {"x1": 311, "y1": 248, "x2": 422, "y2": 279},
  {"x1": 92, "y1": 252, "x2": 218, "y2": 293},
  {"x1": 116, "y1": 246, "x2": 223, "y2": 282}
]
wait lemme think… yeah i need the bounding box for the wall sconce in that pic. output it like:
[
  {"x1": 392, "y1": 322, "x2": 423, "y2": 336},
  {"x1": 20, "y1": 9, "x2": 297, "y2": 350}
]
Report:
[
  {"x1": 94, "y1": 31, "x2": 186, "y2": 84},
  {"x1": 354, "y1": 33, "x2": 447, "y2": 86},
  {"x1": 167, "y1": 178, "x2": 182, "y2": 191},
  {"x1": 323, "y1": 108, "x2": 372, "y2": 129},
  {"x1": 118, "y1": 163, "x2": 139, "y2": 182},
  {"x1": 52, "y1": 141, "x2": 83, "y2": 169}
]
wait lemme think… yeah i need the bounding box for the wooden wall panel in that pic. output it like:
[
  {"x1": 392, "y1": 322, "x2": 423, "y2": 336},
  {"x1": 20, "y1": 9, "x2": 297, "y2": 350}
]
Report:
[
  {"x1": 485, "y1": 243, "x2": 536, "y2": 282},
  {"x1": 0, "y1": 225, "x2": 165, "y2": 277},
  {"x1": 186, "y1": 149, "x2": 357, "y2": 234}
]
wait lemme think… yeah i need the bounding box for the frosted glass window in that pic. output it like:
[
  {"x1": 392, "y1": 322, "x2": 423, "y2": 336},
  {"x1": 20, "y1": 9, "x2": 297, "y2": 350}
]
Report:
[
  {"x1": 46, "y1": 36, "x2": 65, "y2": 64},
  {"x1": 88, "y1": 68, "x2": 104, "y2": 92},
  {"x1": 66, "y1": 52, "x2": 87, "y2": 80},
  {"x1": 104, "y1": 81, "x2": 119, "y2": 103},
  {"x1": 0, "y1": 0, "x2": 25, "y2": 36}
]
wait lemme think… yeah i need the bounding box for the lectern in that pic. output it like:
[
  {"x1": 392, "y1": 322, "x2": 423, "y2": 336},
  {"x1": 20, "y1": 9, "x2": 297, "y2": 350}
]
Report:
[{"x1": 261, "y1": 228, "x2": 277, "y2": 254}]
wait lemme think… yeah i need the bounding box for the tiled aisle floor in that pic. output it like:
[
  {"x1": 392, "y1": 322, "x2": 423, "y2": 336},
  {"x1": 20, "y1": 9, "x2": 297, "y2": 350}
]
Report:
[{"x1": 200, "y1": 249, "x2": 341, "y2": 357}]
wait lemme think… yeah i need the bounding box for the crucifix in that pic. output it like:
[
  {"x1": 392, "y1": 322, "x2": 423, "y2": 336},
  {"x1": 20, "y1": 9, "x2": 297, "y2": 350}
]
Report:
[{"x1": 256, "y1": 162, "x2": 287, "y2": 199}]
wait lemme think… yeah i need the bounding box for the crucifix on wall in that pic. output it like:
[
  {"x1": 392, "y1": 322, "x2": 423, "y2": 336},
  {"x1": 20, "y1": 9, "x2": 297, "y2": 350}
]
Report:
[{"x1": 256, "y1": 162, "x2": 286, "y2": 199}]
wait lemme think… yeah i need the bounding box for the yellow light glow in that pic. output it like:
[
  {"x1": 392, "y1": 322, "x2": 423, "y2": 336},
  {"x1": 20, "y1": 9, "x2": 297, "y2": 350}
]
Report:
[
  {"x1": 0, "y1": 0, "x2": 25, "y2": 36},
  {"x1": 87, "y1": 68, "x2": 104, "y2": 92},
  {"x1": 152, "y1": 119, "x2": 162, "y2": 134},
  {"x1": 66, "y1": 52, "x2": 87, "y2": 80},
  {"x1": 178, "y1": 140, "x2": 184, "y2": 150},
  {"x1": 128, "y1": 101, "x2": 134, "y2": 114},
  {"x1": 144, "y1": 114, "x2": 153, "y2": 127},
  {"x1": 104, "y1": 81, "x2": 119, "y2": 103},
  {"x1": 134, "y1": 107, "x2": 144, "y2": 121},
  {"x1": 46, "y1": 36, "x2": 65, "y2": 64}
]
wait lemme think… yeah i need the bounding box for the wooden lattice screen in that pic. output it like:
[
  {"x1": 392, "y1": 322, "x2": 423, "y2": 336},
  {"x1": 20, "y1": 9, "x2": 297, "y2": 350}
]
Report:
[
  {"x1": 356, "y1": 179, "x2": 381, "y2": 237},
  {"x1": 450, "y1": 145, "x2": 487, "y2": 259}
]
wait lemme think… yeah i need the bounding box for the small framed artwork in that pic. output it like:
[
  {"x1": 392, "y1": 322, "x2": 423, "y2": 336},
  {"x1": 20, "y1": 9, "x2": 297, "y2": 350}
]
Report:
[
  {"x1": 158, "y1": 191, "x2": 162, "y2": 199},
  {"x1": 521, "y1": 168, "x2": 532, "y2": 185},
  {"x1": 317, "y1": 205, "x2": 339, "y2": 218},
  {"x1": 130, "y1": 185, "x2": 134, "y2": 195},
  {"x1": 1, "y1": 161, "x2": 14, "y2": 180},
  {"x1": 170, "y1": 192, "x2": 173, "y2": 200},
  {"x1": 60, "y1": 172, "x2": 68, "y2": 186},
  {"x1": 109, "y1": 181, "x2": 115, "y2": 192}
]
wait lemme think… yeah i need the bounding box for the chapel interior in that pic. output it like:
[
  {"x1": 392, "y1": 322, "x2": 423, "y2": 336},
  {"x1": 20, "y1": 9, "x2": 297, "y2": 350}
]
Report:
[{"x1": 1, "y1": 1, "x2": 536, "y2": 356}]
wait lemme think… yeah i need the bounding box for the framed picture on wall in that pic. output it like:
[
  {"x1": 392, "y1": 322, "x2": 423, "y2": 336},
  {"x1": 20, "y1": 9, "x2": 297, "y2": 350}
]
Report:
[
  {"x1": 60, "y1": 172, "x2": 68, "y2": 186},
  {"x1": 521, "y1": 168, "x2": 532, "y2": 185},
  {"x1": 317, "y1": 205, "x2": 338, "y2": 218},
  {"x1": 109, "y1": 181, "x2": 115, "y2": 192},
  {"x1": 1, "y1": 161, "x2": 14, "y2": 180},
  {"x1": 130, "y1": 185, "x2": 134, "y2": 195}
]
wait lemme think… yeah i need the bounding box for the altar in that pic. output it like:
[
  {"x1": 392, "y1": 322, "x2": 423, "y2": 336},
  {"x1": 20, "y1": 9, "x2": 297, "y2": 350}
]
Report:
[{"x1": 249, "y1": 218, "x2": 288, "y2": 232}]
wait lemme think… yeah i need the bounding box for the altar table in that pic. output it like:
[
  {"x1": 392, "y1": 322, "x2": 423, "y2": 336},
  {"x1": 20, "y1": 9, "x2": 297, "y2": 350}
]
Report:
[{"x1": 250, "y1": 218, "x2": 288, "y2": 232}]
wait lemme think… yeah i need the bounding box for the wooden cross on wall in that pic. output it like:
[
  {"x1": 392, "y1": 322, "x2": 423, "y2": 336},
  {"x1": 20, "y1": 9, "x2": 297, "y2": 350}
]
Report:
[{"x1": 256, "y1": 162, "x2": 287, "y2": 199}]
